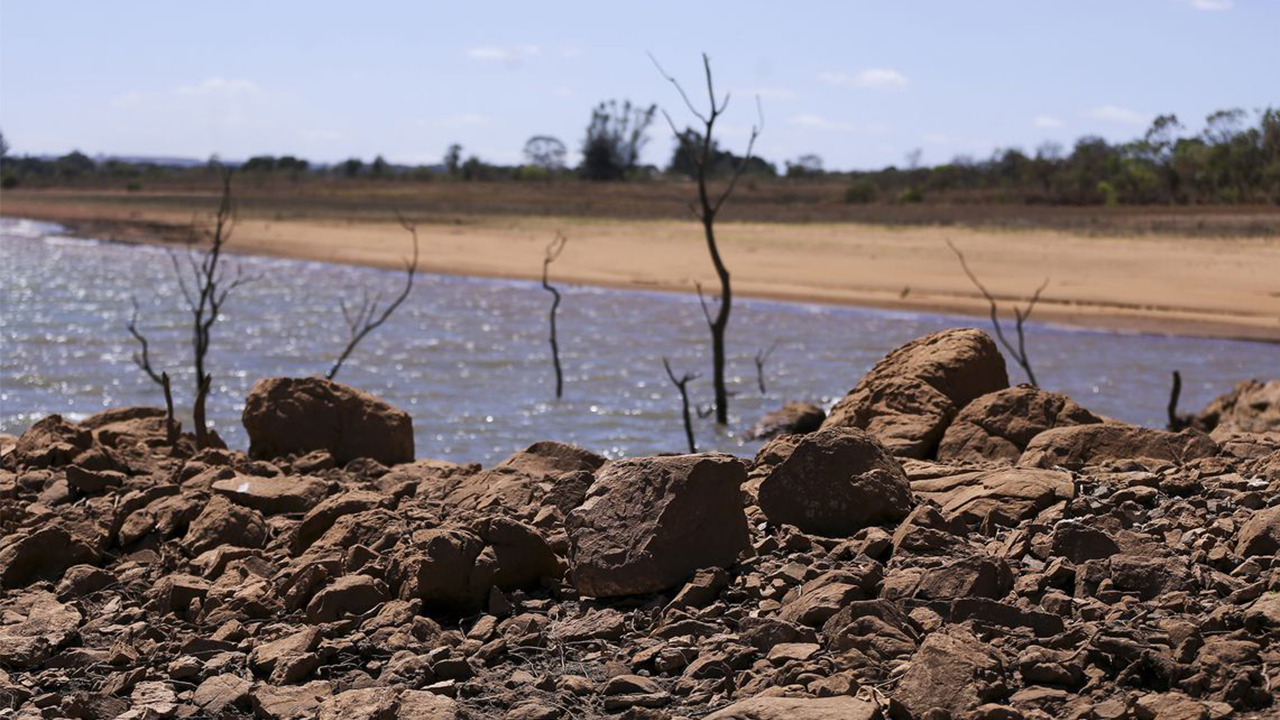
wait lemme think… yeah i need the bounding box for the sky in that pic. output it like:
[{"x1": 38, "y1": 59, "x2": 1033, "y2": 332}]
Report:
[{"x1": 1, "y1": 0, "x2": 1276, "y2": 171}]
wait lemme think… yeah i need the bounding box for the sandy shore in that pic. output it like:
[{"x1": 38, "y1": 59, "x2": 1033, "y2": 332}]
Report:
[{"x1": 5, "y1": 201, "x2": 1280, "y2": 342}]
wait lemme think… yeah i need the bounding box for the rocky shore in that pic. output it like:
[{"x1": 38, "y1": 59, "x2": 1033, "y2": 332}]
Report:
[{"x1": 1, "y1": 328, "x2": 1277, "y2": 719}]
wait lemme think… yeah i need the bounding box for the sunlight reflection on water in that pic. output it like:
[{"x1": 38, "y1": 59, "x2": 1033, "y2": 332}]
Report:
[{"x1": 2, "y1": 217, "x2": 1276, "y2": 464}]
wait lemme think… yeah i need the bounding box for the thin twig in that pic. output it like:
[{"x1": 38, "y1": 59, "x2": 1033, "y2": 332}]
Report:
[
  {"x1": 946, "y1": 238, "x2": 1047, "y2": 387},
  {"x1": 754, "y1": 341, "x2": 778, "y2": 395},
  {"x1": 326, "y1": 213, "x2": 420, "y2": 379},
  {"x1": 663, "y1": 358, "x2": 700, "y2": 453}
]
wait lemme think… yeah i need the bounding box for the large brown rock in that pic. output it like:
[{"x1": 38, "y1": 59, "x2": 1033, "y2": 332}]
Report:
[
  {"x1": 79, "y1": 407, "x2": 174, "y2": 448},
  {"x1": 566, "y1": 454, "x2": 749, "y2": 598},
  {"x1": 212, "y1": 474, "x2": 329, "y2": 515},
  {"x1": 0, "y1": 526, "x2": 75, "y2": 589},
  {"x1": 397, "y1": 527, "x2": 494, "y2": 612},
  {"x1": 0, "y1": 590, "x2": 83, "y2": 667},
  {"x1": 758, "y1": 427, "x2": 913, "y2": 537},
  {"x1": 183, "y1": 495, "x2": 269, "y2": 555},
  {"x1": 894, "y1": 625, "x2": 1009, "y2": 716},
  {"x1": 1235, "y1": 504, "x2": 1280, "y2": 557},
  {"x1": 438, "y1": 441, "x2": 603, "y2": 518},
  {"x1": 748, "y1": 402, "x2": 826, "y2": 440},
  {"x1": 1195, "y1": 379, "x2": 1280, "y2": 436},
  {"x1": 910, "y1": 467, "x2": 1075, "y2": 528},
  {"x1": 242, "y1": 377, "x2": 413, "y2": 465},
  {"x1": 1020, "y1": 424, "x2": 1218, "y2": 470},
  {"x1": 703, "y1": 695, "x2": 881, "y2": 719},
  {"x1": 12, "y1": 414, "x2": 92, "y2": 468},
  {"x1": 822, "y1": 328, "x2": 1009, "y2": 458},
  {"x1": 937, "y1": 385, "x2": 1102, "y2": 464}
]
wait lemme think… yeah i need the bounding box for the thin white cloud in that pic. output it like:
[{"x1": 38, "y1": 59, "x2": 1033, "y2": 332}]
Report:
[
  {"x1": 299, "y1": 129, "x2": 342, "y2": 143},
  {"x1": 551, "y1": 87, "x2": 573, "y2": 98},
  {"x1": 433, "y1": 114, "x2": 491, "y2": 128},
  {"x1": 1086, "y1": 105, "x2": 1151, "y2": 127},
  {"x1": 1033, "y1": 115, "x2": 1064, "y2": 129},
  {"x1": 788, "y1": 114, "x2": 857, "y2": 132},
  {"x1": 175, "y1": 77, "x2": 261, "y2": 97},
  {"x1": 559, "y1": 46, "x2": 583, "y2": 59},
  {"x1": 467, "y1": 44, "x2": 541, "y2": 63},
  {"x1": 1185, "y1": 0, "x2": 1232, "y2": 10},
  {"x1": 819, "y1": 68, "x2": 909, "y2": 90}
]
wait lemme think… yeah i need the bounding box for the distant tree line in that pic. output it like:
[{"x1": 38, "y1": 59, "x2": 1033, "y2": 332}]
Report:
[
  {"x1": 2, "y1": 106, "x2": 1276, "y2": 204},
  {"x1": 840, "y1": 108, "x2": 1280, "y2": 206}
]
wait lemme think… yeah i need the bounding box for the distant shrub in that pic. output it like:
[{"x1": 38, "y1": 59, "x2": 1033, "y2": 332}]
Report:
[
  {"x1": 126, "y1": 180, "x2": 142, "y2": 192},
  {"x1": 1, "y1": 174, "x2": 17, "y2": 189},
  {"x1": 844, "y1": 180, "x2": 878, "y2": 204},
  {"x1": 1097, "y1": 181, "x2": 1118, "y2": 206},
  {"x1": 897, "y1": 186, "x2": 925, "y2": 203},
  {"x1": 514, "y1": 165, "x2": 551, "y2": 182}
]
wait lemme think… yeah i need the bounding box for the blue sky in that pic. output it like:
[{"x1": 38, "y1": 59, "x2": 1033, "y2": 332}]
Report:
[{"x1": 1, "y1": 0, "x2": 1275, "y2": 170}]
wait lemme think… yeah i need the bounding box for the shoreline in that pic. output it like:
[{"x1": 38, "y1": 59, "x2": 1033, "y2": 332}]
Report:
[{"x1": 4, "y1": 204, "x2": 1280, "y2": 344}]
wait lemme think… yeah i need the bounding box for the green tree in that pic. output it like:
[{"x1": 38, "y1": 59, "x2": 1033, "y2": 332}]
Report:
[
  {"x1": 580, "y1": 100, "x2": 656, "y2": 181},
  {"x1": 444, "y1": 144, "x2": 462, "y2": 177},
  {"x1": 341, "y1": 158, "x2": 364, "y2": 178}
]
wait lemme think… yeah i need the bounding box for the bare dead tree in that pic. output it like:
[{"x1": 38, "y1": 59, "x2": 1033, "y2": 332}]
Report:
[
  {"x1": 170, "y1": 169, "x2": 255, "y2": 446},
  {"x1": 126, "y1": 169, "x2": 252, "y2": 448},
  {"x1": 1167, "y1": 370, "x2": 1190, "y2": 431},
  {"x1": 542, "y1": 232, "x2": 568, "y2": 399},
  {"x1": 326, "y1": 213, "x2": 420, "y2": 380},
  {"x1": 651, "y1": 52, "x2": 763, "y2": 425},
  {"x1": 126, "y1": 299, "x2": 177, "y2": 443},
  {"x1": 945, "y1": 239, "x2": 1047, "y2": 387},
  {"x1": 663, "y1": 358, "x2": 700, "y2": 454},
  {"x1": 754, "y1": 341, "x2": 778, "y2": 395}
]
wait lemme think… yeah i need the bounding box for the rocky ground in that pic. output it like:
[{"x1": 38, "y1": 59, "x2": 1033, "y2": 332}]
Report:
[{"x1": 1, "y1": 328, "x2": 1277, "y2": 720}]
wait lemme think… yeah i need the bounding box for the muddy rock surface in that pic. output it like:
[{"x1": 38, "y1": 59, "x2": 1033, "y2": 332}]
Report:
[{"x1": 2, "y1": 359, "x2": 1279, "y2": 719}]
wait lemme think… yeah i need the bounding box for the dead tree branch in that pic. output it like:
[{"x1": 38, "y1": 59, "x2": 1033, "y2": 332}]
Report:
[
  {"x1": 542, "y1": 231, "x2": 568, "y2": 399},
  {"x1": 651, "y1": 51, "x2": 763, "y2": 425},
  {"x1": 126, "y1": 298, "x2": 164, "y2": 387},
  {"x1": 946, "y1": 239, "x2": 1047, "y2": 387},
  {"x1": 125, "y1": 299, "x2": 178, "y2": 441},
  {"x1": 326, "y1": 213, "x2": 419, "y2": 380},
  {"x1": 754, "y1": 341, "x2": 778, "y2": 395},
  {"x1": 663, "y1": 358, "x2": 700, "y2": 454}
]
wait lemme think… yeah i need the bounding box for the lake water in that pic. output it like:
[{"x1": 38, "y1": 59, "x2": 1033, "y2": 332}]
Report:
[{"x1": 1, "y1": 216, "x2": 1276, "y2": 464}]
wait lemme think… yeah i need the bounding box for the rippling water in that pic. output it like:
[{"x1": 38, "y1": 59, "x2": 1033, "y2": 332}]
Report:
[{"x1": 1, "y1": 217, "x2": 1276, "y2": 463}]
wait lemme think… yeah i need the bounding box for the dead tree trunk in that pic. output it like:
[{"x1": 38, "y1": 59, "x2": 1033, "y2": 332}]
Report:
[
  {"x1": 663, "y1": 358, "x2": 699, "y2": 454},
  {"x1": 173, "y1": 169, "x2": 253, "y2": 447},
  {"x1": 327, "y1": 213, "x2": 419, "y2": 379},
  {"x1": 652, "y1": 52, "x2": 762, "y2": 424},
  {"x1": 192, "y1": 373, "x2": 212, "y2": 448},
  {"x1": 754, "y1": 342, "x2": 777, "y2": 395},
  {"x1": 1167, "y1": 370, "x2": 1187, "y2": 431},
  {"x1": 160, "y1": 372, "x2": 177, "y2": 444},
  {"x1": 542, "y1": 232, "x2": 568, "y2": 399},
  {"x1": 946, "y1": 239, "x2": 1047, "y2": 387}
]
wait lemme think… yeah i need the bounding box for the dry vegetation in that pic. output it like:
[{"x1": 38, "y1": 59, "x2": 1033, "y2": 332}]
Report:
[{"x1": 5, "y1": 178, "x2": 1280, "y2": 239}]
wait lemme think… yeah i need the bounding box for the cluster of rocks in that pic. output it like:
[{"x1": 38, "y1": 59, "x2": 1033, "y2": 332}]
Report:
[{"x1": 1, "y1": 331, "x2": 1278, "y2": 720}]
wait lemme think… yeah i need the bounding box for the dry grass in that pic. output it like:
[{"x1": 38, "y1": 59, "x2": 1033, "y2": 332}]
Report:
[{"x1": 6, "y1": 178, "x2": 1280, "y2": 237}]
